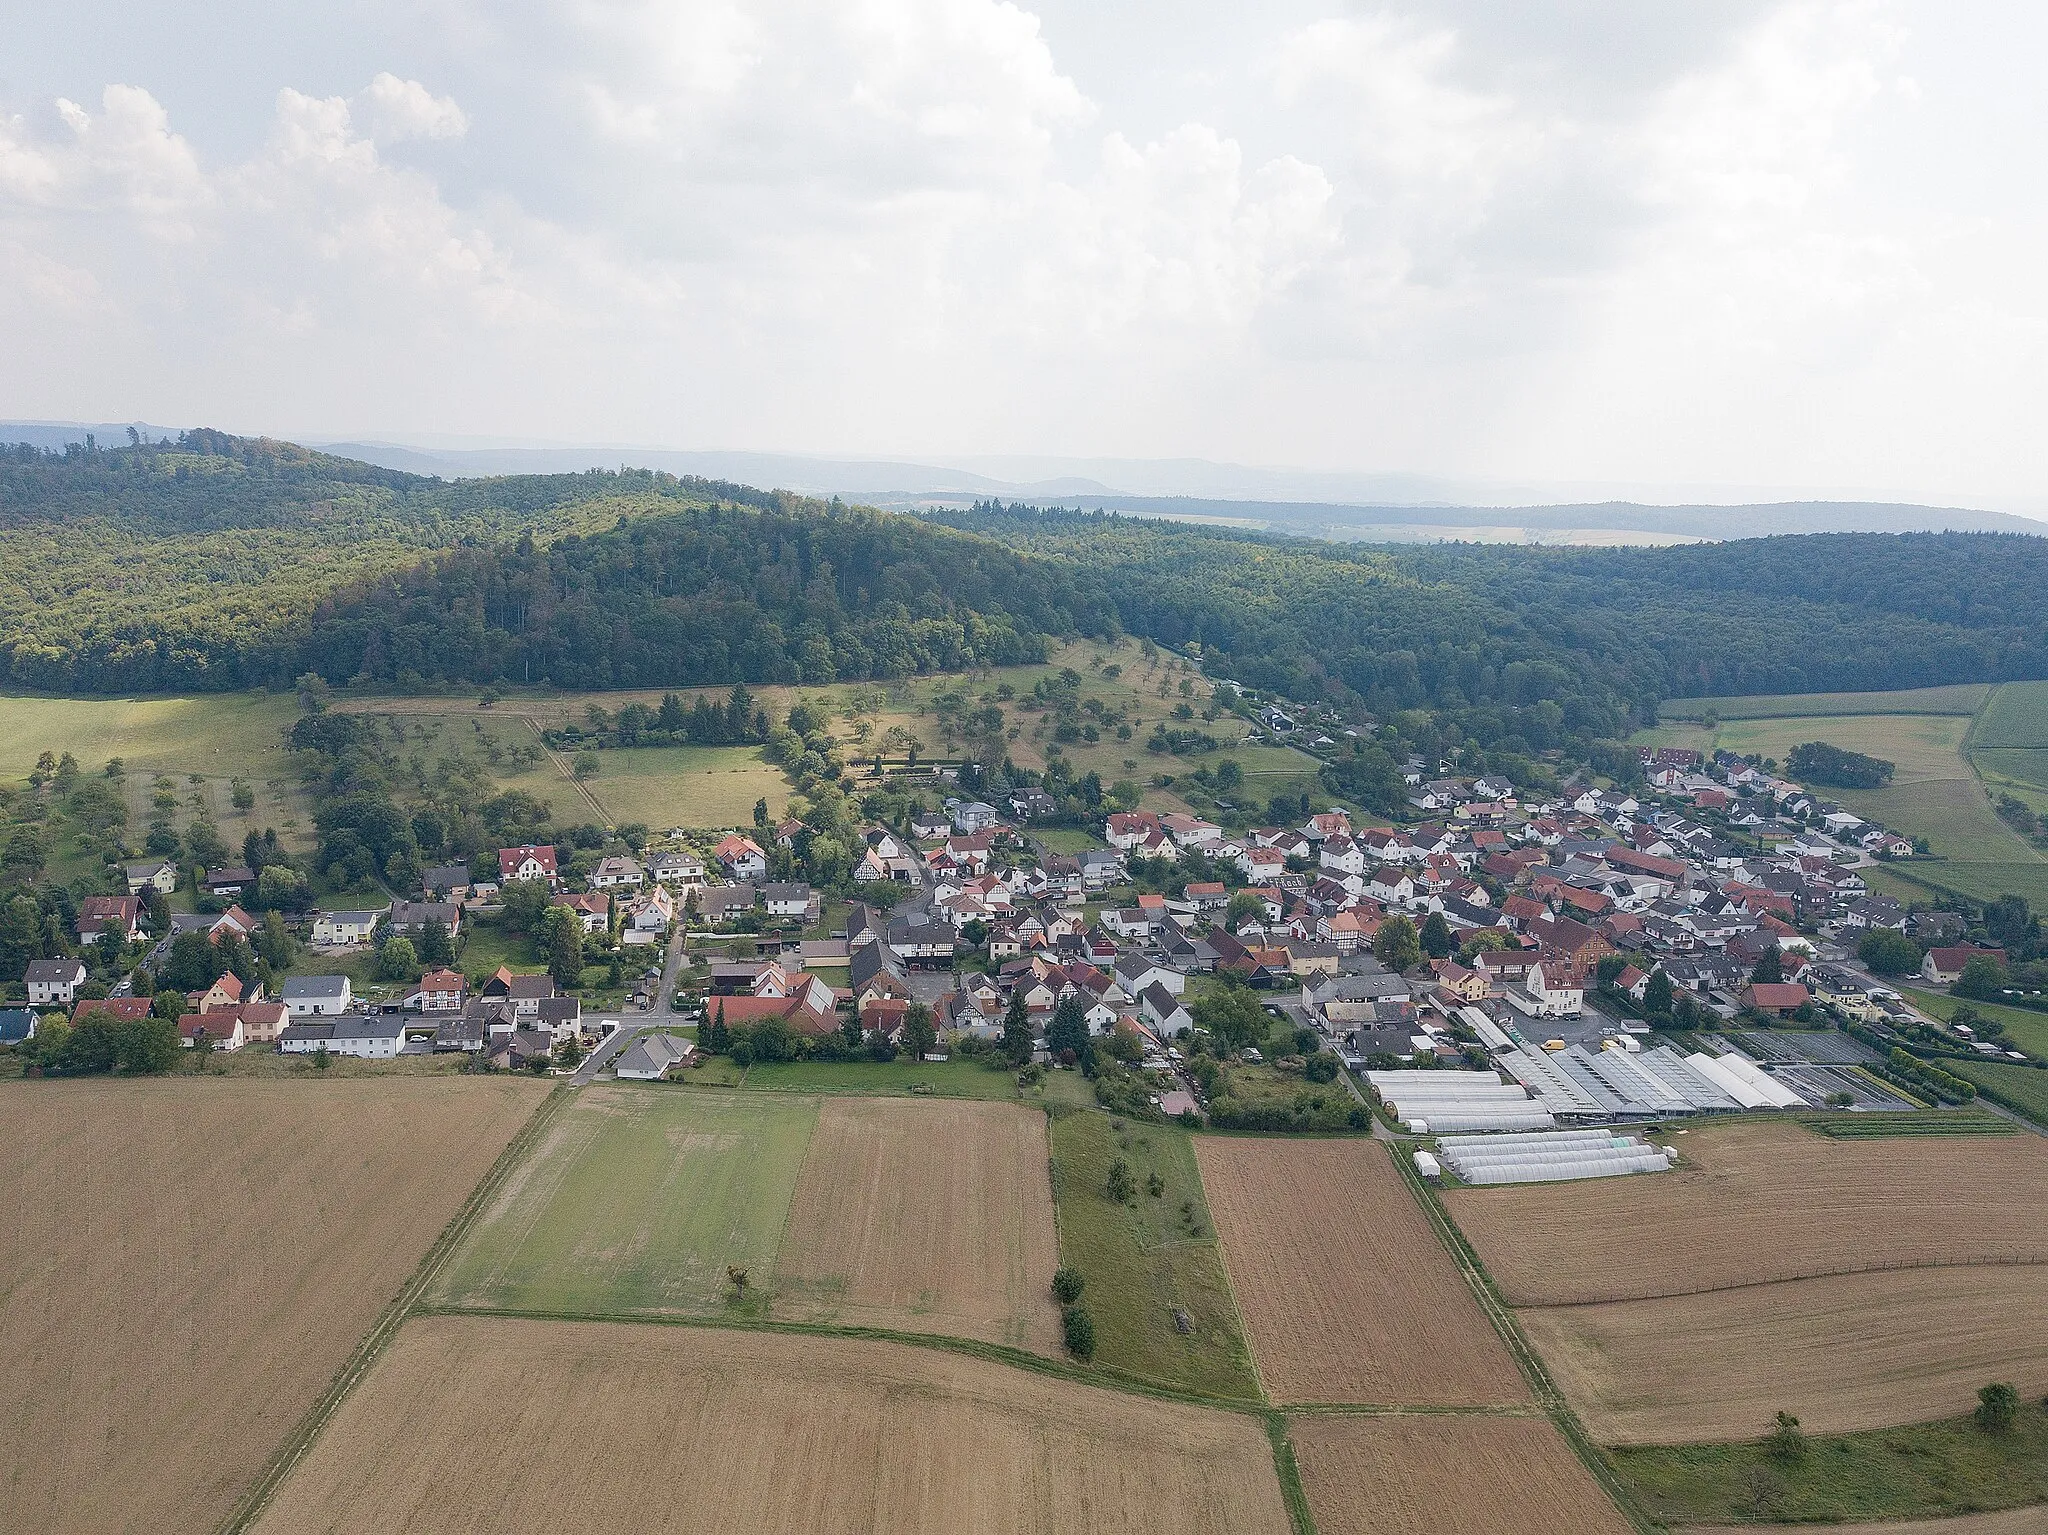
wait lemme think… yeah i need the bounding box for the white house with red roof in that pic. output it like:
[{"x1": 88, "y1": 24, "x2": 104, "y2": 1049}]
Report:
[{"x1": 499, "y1": 844, "x2": 559, "y2": 885}]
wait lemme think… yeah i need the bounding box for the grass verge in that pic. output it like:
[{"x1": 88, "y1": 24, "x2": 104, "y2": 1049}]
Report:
[
  {"x1": 1950, "y1": 1059, "x2": 2048, "y2": 1128},
  {"x1": 1048, "y1": 1109, "x2": 1261, "y2": 1403},
  {"x1": 1267, "y1": 1413, "x2": 1317, "y2": 1535},
  {"x1": 1610, "y1": 1403, "x2": 2048, "y2": 1526}
]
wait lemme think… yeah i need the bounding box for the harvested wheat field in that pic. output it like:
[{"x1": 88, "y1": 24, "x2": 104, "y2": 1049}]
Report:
[
  {"x1": 1290, "y1": 1413, "x2": 1632, "y2": 1535},
  {"x1": 253, "y1": 1315, "x2": 1292, "y2": 1534},
  {"x1": 773, "y1": 1097, "x2": 1062, "y2": 1352},
  {"x1": 1677, "y1": 1514, "x2": 2048, "y2": 1535},
  {"x1": 1195, "y1": 1137, "x2": 1527, "y2": 1405},
  {"x1": 1522, "y1": 1264, "x2": 2048, "y2": 1444},
  {"x1": 0, "y1": 1076, "x2": 547, "y2": 1535},
  {"x1": 1444, "y1": 1122, "x2": 2048, "y2": 1306}
]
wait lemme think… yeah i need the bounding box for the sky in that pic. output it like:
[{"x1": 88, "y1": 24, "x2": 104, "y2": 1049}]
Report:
[{"x1": 2, "y1": 1, "x2": 2044, "y2": 509}]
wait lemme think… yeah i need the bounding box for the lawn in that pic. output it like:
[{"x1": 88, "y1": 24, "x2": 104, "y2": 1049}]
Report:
[
  {"x1": 1659, "y1": 684, "x2": 1992, "y2": 721},
  {"x1": 430, "y1": 1084, "x2": 818, "y2": 1316},
  {"x1": 1047, "y1": 1109, "x2": 1260, "y2": 1402},
  {"x1": 1609, "y1": 1402, "x2": 2048, "y2": 1526},
  {"x1": 1900, "y1": 987, "x2": 2048, "y2": 1060},
  {"x1": 1035, "y1": 827, "x2": 1108, "y2": 854},
  {"x1": 453, "y1": 915, "x2": 546, "y2": 979},
  {"x1": 1949, "y1": 1060, "x2": 2048, "y2": 1127}
]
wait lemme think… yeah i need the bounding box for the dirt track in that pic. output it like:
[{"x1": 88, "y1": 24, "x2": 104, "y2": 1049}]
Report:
[
  {"x1": 252, "y1": 1315, "x2": 1292, "y2": 1534},
  {"x1": 0, "y1": 1077, "x2": 546, "y2": 1535},
  {"x1": 1195, "y1": 1137, "x2": 1527, "y2": 1405},
  {"x1": 773, "y1": 1097, "x2": 1062, "y2": 1352}
]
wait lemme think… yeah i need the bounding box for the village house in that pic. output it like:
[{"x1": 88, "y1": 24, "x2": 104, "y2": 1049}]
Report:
[
  {"x1": 387, "y1": 900, "x2": 461, "y2": 938},
  {"x1": 24, "y1": 958, "x2": 86, "y2": 1006},
  {"x1": 710, "y1": 833, "x2": 768, "y2": 880},
  {"x1": 647, "y1": 850, "x2": 707, "y2": 887},
  {"x1": 407, "y1": 967, "x2": 466, "y2": 1012},
  {"x1": 587, "y1": 855, "x2": 645, "y2": 890},
  {"x1": 1921, "y1": 945, "x2": 2004, "y2": 985},
  {"x1": 552, "y1": 890, "x2": 611, "y2": 934},
  {"x1": 499, "y1": 844, "x2": 560, "y2": 885},
  {"x1": 76, "y1": 895, "x2": 143, "y2": 944},
  {"x1": 281, "y1": 975, "x2": 353, "y2": 1016},
  {"x1": 124, "y1": 858, "x2": 179, "y2": 896},
  {"x1": 312, "y1": 909, "x2": 383, "y2": 946}
]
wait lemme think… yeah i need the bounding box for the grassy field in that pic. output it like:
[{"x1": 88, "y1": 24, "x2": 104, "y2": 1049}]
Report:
[
  {"x1": 1611, "y1": 1401, "x2": 2048, "y2": 1526},
  {"x1": 0, "y1": 1076, "x2": 547, "y2": 1535},
  {"x1": 490, "y1": 742, "x2": 789, "y2": 831},
  {"x1": 431, "y1": 1085, "x2": 818, "y2": 1316},
  {"x1": 1899, "y1": 988, "x2": 2048, "y2": 1059},
  {"x1": 1047, "y1": 1110, "x2": 1259, "y2": 1401},
  {"x1": 1950, "y1": 1059, "x2": 2048, "y2": 1126},
  {"x1": 252, "y1": 1317, "x2": 1294, "y2": 1535},
  {"x1": 1034, "y1": 826, "x2": 1107, "y2": 853},
  {"x1": 1970, "y1": 681, "x2": 2048, "y2": 748},
  {"x1": 1659, "y1": 684, "x2": 1992, "y2": 721},
  {"x1": 738, "y1": 1056, "x2": 1089, "y2": 1104}
]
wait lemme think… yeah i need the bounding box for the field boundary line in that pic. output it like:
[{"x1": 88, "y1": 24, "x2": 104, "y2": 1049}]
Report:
[
  {"x1": 409, "y1": 1302, "x2": 1274, "y2": 1413},
  {"x1": 1509, "y1": 1251, "x2": 2048, "y2": 1310},
  {"x1": 215, "y1": 1085, "x2": 570, "y2": 1535},
  {"x1": 1265, "y1": 1413, "x2": 1317, "y2": 1535},
  {"x1": 521, "y1": 712, "x2": 614, "y2": 824},
  {"x1": 1391, "y1": 1143, "x2": 1657, "y2": 1535}
]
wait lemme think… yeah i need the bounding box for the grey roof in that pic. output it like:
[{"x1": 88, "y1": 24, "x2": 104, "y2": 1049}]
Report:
[
  {"x1": 0, "y1": 1009, "x2": 35, "y2": 1044},
  {"x1": 278, "y1": 1020, "x2": 335, "y2": 1044},
  {"x1": 535, "y1": 996, "x2": 582, "y2": 1023},
  {"x1": 319, "y1": 910, "x2": 385, "y2": 926},
  {"x1": 24, "y1": 959, "x2": 85, "y2": 982},
  {"x1": 331, "y1": 1017, "x2": 406, "y2": 1041},
  {"x1": 1139, "y1": 982, "x2": 1185, "y2": 1018},
  {"x1": 423, "y1": 864, "x2": 470, "y2": 892},
  {"x1": 1314, "y1": 972, "x2": 1411, "y2": 1003},
  {"x1": 390, "y1": 900, "x2": 459, "y2": 927},
  {"x1": 763, "y1": 883, "x2": 814, "y2": 903},
  {"x1": 617, "y1": 1032, "x2": 692, "y2": 1076},
  {"x1": 281, "y1": 975, "x2": 351, "y2": 1000}
]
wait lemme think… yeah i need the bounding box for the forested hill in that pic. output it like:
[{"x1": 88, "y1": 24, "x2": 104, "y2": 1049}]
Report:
[{"x1": 5, "y1": 434, "x2": 2048, "y2": 736}]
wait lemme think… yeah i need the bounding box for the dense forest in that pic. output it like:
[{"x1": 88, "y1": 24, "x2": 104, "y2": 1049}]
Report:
[{"x1": 6, "y1": 435, "x2": 2048, "y2": 736}]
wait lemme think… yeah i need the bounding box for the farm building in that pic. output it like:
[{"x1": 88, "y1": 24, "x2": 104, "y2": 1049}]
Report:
[{"x1": 1364, "y1": 1069, "x2": 1554, "y2": 1133}]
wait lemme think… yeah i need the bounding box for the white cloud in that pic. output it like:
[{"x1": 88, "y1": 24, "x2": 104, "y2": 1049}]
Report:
[
  {"x1": 362, "y1": 73, "x2": 470, "y2": 142},
  {"x1": 0, "y1": 0, "x2": 2043, "y2": 506}
]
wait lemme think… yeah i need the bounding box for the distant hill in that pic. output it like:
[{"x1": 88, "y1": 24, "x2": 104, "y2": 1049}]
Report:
[
  {"x1": 298, "y1": 438, "x2": 2041, "y2": 543},
  {"x1": 6, "y1": 432, "x2": 2048, "y2": 738}
]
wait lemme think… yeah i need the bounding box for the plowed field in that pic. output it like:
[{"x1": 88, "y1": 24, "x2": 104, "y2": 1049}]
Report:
[
  {"x1": 1521, "y1": 1265, "x2": 2048, "y2": 1443},
  {"x1": 774, "y1": 1097, "x2": 1062, "y2": 1352},
  {"x1": 252, "y1": 1315, "x2": 1292, "y2": 1534},
  {"x1": 1444, "y1": 1122, "x2": 2048, "y2": 1306},
  {"x1": 1195, "y1": 1138, "x2": 1527, "y2": 1405},
  {"x1": 1290, "y1": 1413, "x2": 1633, "y2": 1535},
  {"x1": 0, "y1": 1077, "x2": 547, "y2": 1535}
]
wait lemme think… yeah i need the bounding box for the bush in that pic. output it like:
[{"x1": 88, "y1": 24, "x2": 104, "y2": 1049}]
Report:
[
  {"x1": 1977, "y1": 1381, "x2": 2019, "y2": 1433},
  {"x1": 1765, "y1": 1410, "x2": 1806, "y2": 1463},
  {"x1": 1858, "y1": 928, "x2": 1921, "y2": 976},
  {"x1": 1061, "y1": 1304, "x2": 1096, "y2": 1360},
  {"x1": 1105, "y1": 1157, "x2": 1135, "y2": 1203},
  {"x1": 1051, "y1": 1267, "x2": 1085, "y2": 1305}
]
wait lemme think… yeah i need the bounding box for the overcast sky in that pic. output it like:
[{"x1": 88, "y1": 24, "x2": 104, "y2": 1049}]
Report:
[{"x1": 2, "y1": 1, "x2": 2043, "y2": 508}]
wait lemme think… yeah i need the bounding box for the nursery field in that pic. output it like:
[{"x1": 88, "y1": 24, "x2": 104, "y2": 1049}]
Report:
[
  {"x1": 0, "y1": 1076, "x2": 547, "y2": 1535},
  {"x1": 251, "y1": 1316, "x2": 1293, "y2": 1535},
  {"x1": 1195, "y1": 1137, "x2": 1526, "y2": 1407}
]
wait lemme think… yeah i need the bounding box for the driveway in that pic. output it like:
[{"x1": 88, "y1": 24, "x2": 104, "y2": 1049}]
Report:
[{"x1": 569, "y1": 926, "x2": 686, "y2": 1086}]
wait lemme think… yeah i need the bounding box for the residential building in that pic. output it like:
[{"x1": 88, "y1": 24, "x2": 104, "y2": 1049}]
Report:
[
  {"x1": 279, "y1": 1015, "x2": 404, "y2": 1058},
  {"x1": 24, "y1": 958, "x2": 86, "y2": 1006},
  {"x1": 280, "y1": 975, "x2": 353, "y2": 1016},
  {"x1": 499, "y1": 844, "x2": 560, "y2": 885},
  {"x1": 588, "y1": 855, "x2": 645, "y2": 890},
  {"x1": 710, "y1": 833, "x2": 768, "y2": 880},
  {"x1": 76, "y1": 896, "x2": 142, "y2": 944},
  {"x1": 408, "y1": 968, "x2": 466, "y2": 1012},
  {"x1": 616, "y1": 1032, "x2": 696, "y2": 1080},
  {"x1": 178, "y1": 1011, "x2": 245, "y2": 1050},
  {"x1": 123, "y1": 858, "x2": 179, "y2": 895},
  {"x1": 312, "y1": 909, "x2": 384, "y2": 946}
]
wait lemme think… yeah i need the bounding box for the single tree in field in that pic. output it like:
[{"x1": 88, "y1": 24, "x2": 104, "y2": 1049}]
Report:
[
  {"x1": 1765, "y1": 1411, "x2": 1806, "y2": 1463},
  {"x1": 1976, "y1": 1381, "x2": 2019, "y2": 1433},
  {"x1": 726, "y1": 1266, "x2": 750, "y2": 1302},
  {"x1": 1105, "y1": 1157, "x2": 1135, "y2": 1204}
]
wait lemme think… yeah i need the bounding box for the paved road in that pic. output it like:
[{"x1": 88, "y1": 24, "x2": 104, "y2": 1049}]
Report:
[{"x1": 568, "y1": 926, "x2": 686, "y2": 1086}]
